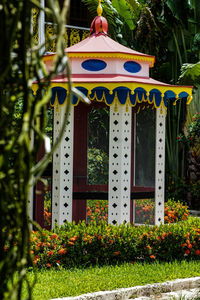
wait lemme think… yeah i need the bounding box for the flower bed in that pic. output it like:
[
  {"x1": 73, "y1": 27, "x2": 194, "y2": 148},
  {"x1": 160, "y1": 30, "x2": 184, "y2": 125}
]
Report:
[{"x1": 30, "y1": 216, "x2": 200, "y2": 269}]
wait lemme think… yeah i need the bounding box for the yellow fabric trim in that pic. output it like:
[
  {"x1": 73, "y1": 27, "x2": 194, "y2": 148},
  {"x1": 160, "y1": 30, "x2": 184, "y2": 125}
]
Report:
[
  {"x1": 42, "y1": 55, "x2": 55, "y2": 62},
  {"x1": 42, "y1": 53, "x2": 155, "y2": 67},
  {"x1": 33, "y1": 82, "x2": 193, "y2": 111},
  {"x1": 187, "y1": 95, "x2": 193, "y2": 105},
  {"x1": 68, "y1": 53, "x2": 155, "y2": 67}
]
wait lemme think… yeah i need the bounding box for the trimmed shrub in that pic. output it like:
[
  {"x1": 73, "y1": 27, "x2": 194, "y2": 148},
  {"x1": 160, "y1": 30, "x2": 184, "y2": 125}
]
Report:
[{"x1": 29, "y1": 217, "x2": 200, "y2": 268}]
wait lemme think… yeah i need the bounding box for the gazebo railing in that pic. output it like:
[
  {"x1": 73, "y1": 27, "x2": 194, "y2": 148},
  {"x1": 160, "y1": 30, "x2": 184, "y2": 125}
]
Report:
[
  {"x1": 45, "y1": 22, "x2": 90, "y2": 52},
  {"x1": 32, "y1": 8, "x2": 90, "y2": 51}
]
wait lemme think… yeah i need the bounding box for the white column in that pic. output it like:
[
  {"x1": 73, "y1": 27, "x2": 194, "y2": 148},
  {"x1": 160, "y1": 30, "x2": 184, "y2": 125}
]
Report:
[
  {"x1": 52, "y1": 104, "x2": 74, "y2": 227},
  {"x1": 39, "y1": 0, "x2": 45, "y2": 52},
  {"x1": 155, "y1": 107, "x2": 166, "y2": 225},
  {"x1": 108, "y1": 104, "x2": 132, "y2": 225}
]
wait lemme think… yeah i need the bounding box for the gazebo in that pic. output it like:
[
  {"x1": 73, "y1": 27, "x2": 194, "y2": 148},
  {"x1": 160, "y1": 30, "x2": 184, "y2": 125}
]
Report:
[{"x1": 33, "y1": 1, "x2": 193, "y2": 227}]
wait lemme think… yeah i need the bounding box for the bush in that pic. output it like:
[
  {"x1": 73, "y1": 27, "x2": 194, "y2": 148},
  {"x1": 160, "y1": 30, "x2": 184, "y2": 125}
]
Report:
[
  {"x1": 86, "y1": 199, "x2": 189, "y2": 225},
  {"x1": 29, "y1": 216, "x2": 200, "y2": 269},
  {"x1": 178, "y1": 112, "x2": 200, "y2": 147}
]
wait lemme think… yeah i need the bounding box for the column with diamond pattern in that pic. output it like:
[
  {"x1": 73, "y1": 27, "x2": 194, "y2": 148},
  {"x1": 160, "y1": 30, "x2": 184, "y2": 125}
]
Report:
[
  {"x1": 155, "y1": 107, "x2": 165, "y2": 225},
  {"x1": 108, "y1": 104, "x2": 132, "y2": 225},
  {"x1": 52, "y1": 104, "x2": 74, "y2": 227}
]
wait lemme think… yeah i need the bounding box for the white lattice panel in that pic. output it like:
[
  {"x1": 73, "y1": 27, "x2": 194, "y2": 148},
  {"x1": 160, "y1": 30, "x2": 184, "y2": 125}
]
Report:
[
  {"x1": 108, "y1": 104, "x2": 132, "y2": 225},
  {"x1": 52, "y1": 104, "x2": 74, "y2": 227},
  {"x1": 155, "y1": 107, "x2": 165, "y2": 225}
]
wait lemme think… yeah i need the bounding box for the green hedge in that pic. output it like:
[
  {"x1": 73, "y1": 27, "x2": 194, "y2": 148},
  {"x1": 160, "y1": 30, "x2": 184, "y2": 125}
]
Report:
[{"x1": 29, "y1": 217, "x2": 200, "y2": 268}]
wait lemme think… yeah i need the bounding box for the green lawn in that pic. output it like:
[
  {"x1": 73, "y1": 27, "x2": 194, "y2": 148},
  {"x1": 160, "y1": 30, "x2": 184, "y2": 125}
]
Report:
[{"x1": 23, "y1": 260, "x2": 200, "y2": 300}]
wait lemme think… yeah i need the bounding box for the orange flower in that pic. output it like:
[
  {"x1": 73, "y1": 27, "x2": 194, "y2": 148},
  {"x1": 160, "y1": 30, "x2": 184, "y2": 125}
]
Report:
[
  {"x1": 181, "y1": 243, "x2": 187, "y2": 247},
  {"x1": 58, "y1": 248, "x2": 66, "y2": 255},
  {"x1": 57, "y1": 260, "x2": 61, "y2": 264},
  {"x1": 195, "y1": 249, "x2": 200, "y2": 255},
  {"x1": 98, "y1": 235, "x2": 102, "y2": 241},
  {"x1": 188, "y1": 244, "x2": 192, "y2": 249},
  {"x1": 46, "y1": 263, "x2": 51, "y2": 268},
  {"x1": 68, "y1": 241, "x2": 74, "y2": 246},
  {"x1": 51, "y1": 233, "x2": 58, "y2": 240},
  {"x1": 33, "y1": 255, "x2": 39, "y2": 264},
  {"x1": 146, "y1": 245, "x2": 152, "y2": 250},
  {"x1": 36, "y1": 241, "x2": 43, "y2": 249},
  {"x1": 150, "y1": 255, "x2": 156, "y2": 259},
  {"x1": 83, "y1": 237, "x2": 88, "y2": 242},
  {"x1": 48, "y1": 251, "x2": 53, "y2": 256},
  {"x1": 70, "y1": 235, "x2": 78, "y2": 242},
  {"x1": 110, "y1": 240, "x2": 114, "y2": 245},
  {"x1": 114, "y1": 251, "x2": 120, "y2": 256}
]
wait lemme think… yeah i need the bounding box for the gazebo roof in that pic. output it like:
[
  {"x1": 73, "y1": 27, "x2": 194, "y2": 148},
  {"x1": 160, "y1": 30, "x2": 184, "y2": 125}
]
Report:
[
  {"x1": 64, "y1": 34, "x2": 155, "y2": 67},
  {"x1": 34, "y1": 1, "x2": 193, "y2": 112}
]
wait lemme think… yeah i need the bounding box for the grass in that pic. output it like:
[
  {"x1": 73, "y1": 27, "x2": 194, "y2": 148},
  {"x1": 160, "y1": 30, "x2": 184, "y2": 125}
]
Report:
[{"x1": 23, "y1": 260, "x2": 200, "y2": 300}]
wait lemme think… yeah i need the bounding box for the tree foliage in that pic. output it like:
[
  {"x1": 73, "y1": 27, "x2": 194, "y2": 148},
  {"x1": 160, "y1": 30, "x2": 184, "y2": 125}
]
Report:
[{"x1": 0, "y1": 0, "x2": 72, "y2": 299}]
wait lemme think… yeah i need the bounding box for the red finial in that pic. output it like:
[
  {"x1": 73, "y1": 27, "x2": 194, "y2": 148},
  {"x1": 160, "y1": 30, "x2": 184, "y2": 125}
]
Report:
[{"x1": 90, "y1": 0, "x2": 108, "y2": 35}]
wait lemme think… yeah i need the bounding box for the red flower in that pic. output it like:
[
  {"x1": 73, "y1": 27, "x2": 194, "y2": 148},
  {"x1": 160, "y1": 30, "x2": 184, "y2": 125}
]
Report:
[
  {"x1": 48, "y1": 251, "x2": 53, "y2": 256},
  {"x1": 114, "y1": 251, "x2": 120, "y2": 256},
  {"x1": 185, "y1": 249, "x2": 190, "y2": 255},
  {"x1": 195, "y1": 250, "x2": 200, "y2": 255},
  {"x1": 46, "y1": 263, "x2": 51, "y2": 268}
]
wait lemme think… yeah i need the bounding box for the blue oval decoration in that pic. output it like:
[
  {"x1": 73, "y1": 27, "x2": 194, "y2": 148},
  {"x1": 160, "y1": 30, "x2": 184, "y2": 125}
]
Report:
[
  {"x1": 82, "y1": 59, "x2": 107, "y2": 71},
  {"x1": 124, "y1": 61, "x2": 141, "y2": 73}
]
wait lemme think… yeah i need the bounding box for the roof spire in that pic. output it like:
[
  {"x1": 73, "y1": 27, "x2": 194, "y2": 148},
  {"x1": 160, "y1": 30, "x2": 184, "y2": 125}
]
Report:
[
  {"x1": 90, "y1": 0, "x2": 108, "y2": 36},
  {"x1": 97, "y1": 0, "x2": 103, "y2": 17}
]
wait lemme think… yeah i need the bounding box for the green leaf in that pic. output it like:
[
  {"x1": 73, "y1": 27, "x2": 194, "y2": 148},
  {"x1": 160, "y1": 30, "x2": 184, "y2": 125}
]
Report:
[
  {"x1": 112, "y1": 0, "x2": 135, "y2": 30},
  {"x1": 179, "y1": 61, "x2": 200, "y2": 86}
]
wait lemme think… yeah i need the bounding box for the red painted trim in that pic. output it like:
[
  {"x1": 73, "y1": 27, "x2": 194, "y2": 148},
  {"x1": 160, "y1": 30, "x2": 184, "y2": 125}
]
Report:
[
  {"x1": 72, "y1": 199, "x2": 87, "y2": 224},
  {"x1": 84, "y1": 184, "x2": 108, "y2": 192},
  {"x1": 73, "y1": 102, "x2": 109, "y2": 222},
  {"x1": 130, "y1": 107, "x2": 155, "y2": 223},
  {"x1": 34, "y1": 180, "x2": 45, "y2": 228}
]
